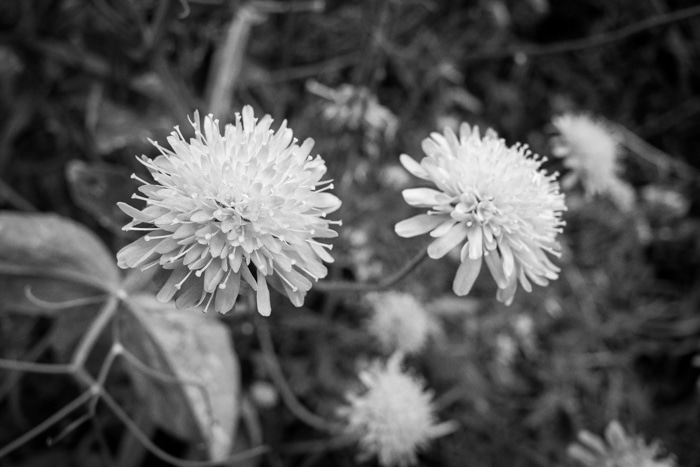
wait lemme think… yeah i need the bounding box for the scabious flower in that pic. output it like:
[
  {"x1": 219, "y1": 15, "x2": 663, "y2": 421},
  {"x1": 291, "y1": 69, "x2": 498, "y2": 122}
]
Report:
[
  {"x1": 366, "y1": 292, "x2": 432, "y2": 355},
  {"x1": 551, "y1": 113, "x2": 635, "y2": 211},
  {"x1": 395, "y1": 123, "x2": 566, "y2": 305},
  {"x1": 568, "y1": 420, "x2": 677, "y2": 467},
  {"x1": 116, "y1": 106, "x2": 341, "y2": 316},
  {"x1": 339, "y1": 354, "x2": 454, "y2": 467},
  {"x1": 306, "y1": 80, "x2": 398, "y2": 156}
]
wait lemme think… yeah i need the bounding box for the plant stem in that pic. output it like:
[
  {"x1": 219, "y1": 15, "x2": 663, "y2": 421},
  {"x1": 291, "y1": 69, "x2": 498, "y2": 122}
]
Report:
[
  {"x1": 98, "y1": 387, "x2": 269, "y2": 467},
  {"x1": 0, "y1": 359, "x2": 73, "y2": 374},
  {"x1": 72, "y1": 296, "x2": 119, "y2": 367},
  {"x1": 314, "y1": 248, "x2": 428, "y2": 292},
  {"x1": 256, "y1": 318, "x2": 340, "y2": 433},
  {"x1": 0, "y1": 390, "x2": 93, "y2": 458},
  {"x1": 463, "y1": 4, "x2": 700, "y2": 61}
]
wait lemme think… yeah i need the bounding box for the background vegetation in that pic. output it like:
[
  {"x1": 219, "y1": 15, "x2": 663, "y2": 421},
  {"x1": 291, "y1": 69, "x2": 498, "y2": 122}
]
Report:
[{"x1": 0, "y1": 0, "x2": 699, "y2": 466}]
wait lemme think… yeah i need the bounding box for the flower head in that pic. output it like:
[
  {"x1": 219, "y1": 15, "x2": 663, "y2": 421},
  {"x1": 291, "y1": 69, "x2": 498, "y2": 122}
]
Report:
[
  {"x1": 395, "y1": 123, "x2": 566, "y2": 305},
  {"x1": 307, "y1": 80, "x2": 398, "y2": 158},
  {"x1": 116, "y1": 106, "x2": 341, "y2": 316},
  {"x1": 366, "y1": 292, "x2": 432, "y2": 355},
  {"x1": 568, "y1": 420, "x2": 677, "y2": 467},
  {"x1": 551, "y1": 113, "x2": 635, "y2": 211},
  {"x1": 339, "y1": 354, "x2": 453, "y2": 467}
]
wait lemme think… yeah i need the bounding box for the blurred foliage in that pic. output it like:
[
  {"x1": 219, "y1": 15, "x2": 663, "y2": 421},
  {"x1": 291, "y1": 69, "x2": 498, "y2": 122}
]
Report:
[{"x1": 1, "y1": 0, "x2": 700, "y2": 466}]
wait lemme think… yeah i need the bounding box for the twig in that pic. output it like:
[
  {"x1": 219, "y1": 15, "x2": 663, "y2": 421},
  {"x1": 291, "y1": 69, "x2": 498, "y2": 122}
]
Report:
[
  {"x1": 252, "y1": 52, "x2": 360, "y2": 84},
  {"x1": 0, "y1": 390, "x2": 94, "y2": 459},
  {"x1": 254, "y1": 0, "x2": 325, "y2": 14},
  {"x1": 118, "y1": 345, "x2": 216, "y2": 426},
  {"x1": 71, "y1": 296, "x2": 119, "y2": 367},
  {"x1": 463, "y1": 4, "x2": 700, "y2": 61},
  {"x1": 611, "y1": 123, "x2": 699, "y2": 180},
  {"x1": 633, "y1": 97, "x2": 700, "y2": 138},
  {"x1": 314, "y1": 248, "x2": 428, "y2": 292},
  {"x1": 98, "y1": 388, "x2": 269, "y2": 467},
  {"x1": 0, "y1": 331, "x2": 54, "y2": 403},
  {"x1": 0, "y1": 359, "x2": 73, "y2": 375},
  {"x1": 256, "y1": 318, "x2": 340, "y2": 433},
  {"x1": 24, "y1": 285, "x2": 107, "y2": 310},
  {"x1": 205, "y1": 5, "x2": 265, "y2": 118},
  {"x1": 0, "y1": 264, "x2": 116, "y2": 295},
  {"x1": 278, "y1": 434, "x2": 355, "y2": 454},
  {"x1": 0, "y1": 179, "x2": 37, "y2": 211}
]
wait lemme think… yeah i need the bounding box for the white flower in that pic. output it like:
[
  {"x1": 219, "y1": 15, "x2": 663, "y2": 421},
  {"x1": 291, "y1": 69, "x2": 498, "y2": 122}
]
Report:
[
  {"x1": 307, "y1": 80, "x2": 399, "y2": 143},
  {"x1": 395, "y1": 123, "x2": 566, "y2": 305},
  {"x1": 551, "y1": 113, "x2": 635, "y2": 211},
  {"x1": 366, "y1": 292, "x2": 432, "y2": 355},
  {"x1": 568, "y1": 420, "x2": 677, "y2": 467},
  {"x1": 339, "y1": 354, "x2": 454, "y2": 467},
  {"x1": 116, "y1": 106, "x2": 341, "y2": 316}
]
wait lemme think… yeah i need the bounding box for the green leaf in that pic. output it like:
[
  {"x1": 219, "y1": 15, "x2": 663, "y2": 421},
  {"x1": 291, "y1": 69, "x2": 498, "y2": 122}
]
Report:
[
  {"x1": 121, "y1": 294, "x2": 240, "y2": 461},
  {"x1": 0, "y1": 211, "x2": 120, "y2": 315}
]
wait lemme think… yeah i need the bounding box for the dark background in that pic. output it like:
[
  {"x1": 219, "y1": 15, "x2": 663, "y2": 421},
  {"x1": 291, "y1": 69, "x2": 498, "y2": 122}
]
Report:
[{"x1": 1, "y1": 0, "x2": 699, "y2": 466}]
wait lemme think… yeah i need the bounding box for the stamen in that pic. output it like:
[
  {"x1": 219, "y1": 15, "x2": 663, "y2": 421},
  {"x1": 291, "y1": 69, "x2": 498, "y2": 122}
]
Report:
[
  {"x1": 140, "y1": 259, "x2": 161, "y2": 271},
  {"x1": 219, "y1": 270, "x2": 232, "y2": 289},
  {"x1": 274, "y1": 268, "x2": 298, "y2": 291},
  {"x1": 130, "y1": 174, "x2": 151, "y2": 185},
  {"x1": 306, "y1": 239, "x2": 332, "y2": 249},
  {"x1": 195, "y1": 257, "x2": 215, "y2": 277},
  {"x1": 169, "y1": 243, "x2": 198, "y2": 263},
  {"x1": 295, "y1": 264, "x2": 318, "y2": 281},
  {"x1": 144, "y1": 234, "x2": 171, "y2": 241},
  {"x1": 174, "y1": 269, "x2": 194, "y2": 290},
  {"x1": 202, "y1": 292, "x2": 215, "y2": 313}
]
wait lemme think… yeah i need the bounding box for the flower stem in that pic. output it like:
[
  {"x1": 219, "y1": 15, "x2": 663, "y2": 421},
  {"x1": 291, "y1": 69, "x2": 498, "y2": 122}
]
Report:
[
  {"x1": 0, "y1": 390, "x2": 93, "y2": 459},
  {"x1": 71, "y1": 296, "x2": 119, "y2": 368},
  {"x1": 0, "y1": 359, "x2": 72, "y2": 374},
  {"x1": 255, "y1": 318, "x2": 340, "y2": 433},
  {"x1": 98, "y1": 387, "x2": 269, "y2": 467},
  {"x1": 315, "y1": 248, "x2": 428, "y2": 292}
]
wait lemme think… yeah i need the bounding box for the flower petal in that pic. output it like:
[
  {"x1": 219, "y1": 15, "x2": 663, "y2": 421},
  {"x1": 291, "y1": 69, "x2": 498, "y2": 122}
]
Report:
[
  {"x1": 496, "y1": 273, "x2": 518, "y2": 305},
  {"x1": 500, "y1": 242, "x2": 515, "y2": 278},
  {"x1": 466, "y1": 226, "x2": 483, "y2": 259},
  {"x1": 256, "y1": 270, "x2": 271, "y2": 316},
  {"x1": 427, "y1": 223, "x2": 468, "y2": 259},
  {"x1": 157, "y1": 268, "x2": 189, "y2": 302},
  {"x1": 429, "y1": 219, "x2": 458, "y2": 238},
  {"x1": 453, "y1": 257, "x2": 482, "y2": 296},
  {"x1": 484, "y1": 249, "x2": 508, "y2": 288},
  {"x1": 399, "y1": 154, "x2": 429, "y2": 180},
  {"x1": 395, "y1": 214, "x2": 445, "y2": 238},
  {"x1": 215, "y1": 272, "x2": 240, "y2": 314},
  {"x1": 402, "y1": 188, "x2": 450, "y2": 207}
]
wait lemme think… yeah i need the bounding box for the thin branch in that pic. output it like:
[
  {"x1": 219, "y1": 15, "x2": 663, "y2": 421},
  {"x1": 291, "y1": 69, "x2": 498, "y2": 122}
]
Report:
[
  {"x1": 0, "y1": 179, "x2": 37, "y2": 211},
  {"x1": 314, "y1": 248, "x2": 429, "y2": 293},
  {"x1": 256, "y1": 318, "x2": 340, "y2": 433},
  {"x1": 254, "y1": 0, "x2": 325, "y2": 14},
  {"x1": 0, "y1": 263, "x2": 116, "y2": 295},
  {"x1": 98, "y1": 388, "x2": 269, "y2": 467},
  {"x1": 24, "y1": 285, "x2": 107, "y2": 310},
  {"x1": 278, "y1": 434, "x2": 355, "y2": 454},
  {"x1": 0, "y1": 358, "x2": 74, "y2": 375},
  {"x1": 611, "y1": 123, "x2": 699, "y2": 180},
  {"x1": 72, "y1": 296, "x2": 119, "y2": 367},
  {"x1": 118, "y1": 346, "x2": 216, "y2": 426},
  {"x1": 0, "y1": 390, "x2": 93, "y2": 458},
  {"x1": 0, "y1": 331, "x2": 55, "y2": 402},
  {"x1": 464, "y1": 4, "x2": 700, "y2": 61},
  {"x1": 47, "y1": 412, "x2": 92, "y2": 446},
  {"x1": 253, "y1": 52, "x2": 360, "y2": 84}
]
